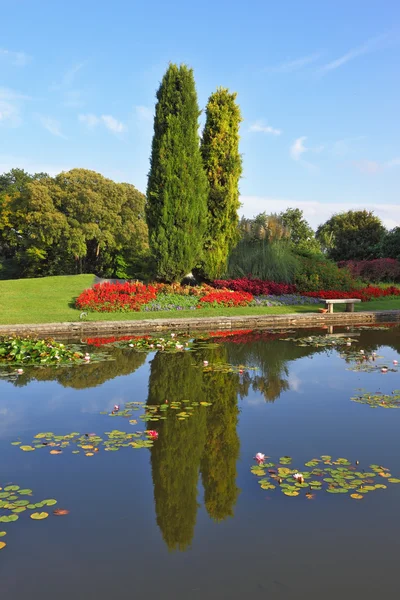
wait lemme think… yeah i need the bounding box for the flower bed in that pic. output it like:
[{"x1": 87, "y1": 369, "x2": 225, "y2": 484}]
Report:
[
  {"x1": 198, "y1": 290, "x2": 254, "y2": 307},
  {"x1": 76, "y1": 282, "x2": 157, "y2": 312},
  {"x1": 212, "y1": 277, "x2": 297, "y2": 296}
]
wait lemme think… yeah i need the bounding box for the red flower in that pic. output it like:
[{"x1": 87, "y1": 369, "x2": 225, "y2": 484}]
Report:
[
  {"x1": 147, "y1": 430, "x2": 159, "y2": 440},
  {"x1": 199, "y1": 290, "x2": 253, "y2": 307}
]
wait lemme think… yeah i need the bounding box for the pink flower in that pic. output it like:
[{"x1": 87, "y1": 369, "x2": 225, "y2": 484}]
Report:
[
  {"x1": 114, "y1": 404, "x2": 120, "y2": 411},
  {"x1": 148, "y1": 430, "x2": 158, "y2": 440},
  {"x1": 393, "y1": 360, "x2": 398, "y2": 365},
  {"x1": 255, "y1": 452, "x2": 265, "y2": 463},
  {"x1": 17, "y1": 368, "x2": 24, "y2": 374},
  {"x1": 203, "y1": 361, "x2": 209, "y2": 366},
  {"x1": 381, "y1": 367, "x2": 388, "y2": 373}
]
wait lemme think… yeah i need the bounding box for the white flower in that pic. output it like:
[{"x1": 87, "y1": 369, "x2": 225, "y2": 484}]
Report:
[
  {"x1": 171, "y1": 333, "x2": 176, "y2": 338},
  {"x1": 129, "y1": 343, "x2": 134, "y2": 347},
  {"x1": 203, "y1": 360, "x2": 209, "y2": 366}
]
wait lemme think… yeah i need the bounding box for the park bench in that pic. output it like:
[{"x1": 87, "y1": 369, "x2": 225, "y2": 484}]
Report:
[{"x1": 320, "y1": 298, "x2": 361, "y2": 313}]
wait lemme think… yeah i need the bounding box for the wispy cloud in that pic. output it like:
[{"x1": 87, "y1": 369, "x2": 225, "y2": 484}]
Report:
[
  {"x1": 79, "y1": 113, "x2": 126, "y2": 134},
  {"x1": 319, "y1": 34, "x2": 389, "y2": 74},
  {"x1": 135, "y1": 105, "x2": 153, "y2": 122},
  {"x1": 265, "y1": 53, "x2": 321, "y2": 73},
  {"x1": 0, "y1": 48, "x2": 32, "y2": 67},
  {"x1": 352, "y1": 157, "x2": 400, "y2": 174},
  {"x1": 63, "y1": 90, "x2": 84, "y2": 108},
  {"x1": 0, "y1": 87, "x2": 31, "y2": 127},
  {"x1": 101, "y1": 115, "x2": 125, "y2": 133},
  {"x1": 38, "y1": 116, "x2": 67, "y2": 139},
  {"x1": 290, "y1": 136, "x2": 324, "y2": 169},
  {"x1": 290, "y1": 136, "x2": 307, "y2": 160},
  {"x1": 51, "y1": 61, "x2": 88, "y2": 91},
  {"x1": 249, "y1": 120, "x2": 281, "y2": 136}
]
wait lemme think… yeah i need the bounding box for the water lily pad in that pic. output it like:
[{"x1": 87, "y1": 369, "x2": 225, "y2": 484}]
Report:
[
  {"x1": 30, "y1": 512, "x2": 49, "y2": 520},
  {"x1": 19, "y1": 446, "x2": 35, "y2": 452},
  {"x1": 388, "y1": 478, "x2": 400, "y2": 483},
  {"x1": 350, "y1": 494, "x2": 363, "y2": 500},
  {"x1": 0, "y1": 532, "x2": 6, "y2": 537},
  {"x1": 4, "y1": 485, "x2": 20, "y2": 492},
  {"x1": 18, "y1": 489, "x2": 33, "y2": 495},
  {"x1": 42, "y1": 499, "x2": 57, "y2": 506},
  {"x1": 0, "y1": 541, "x2": 6, "y2": 550}
]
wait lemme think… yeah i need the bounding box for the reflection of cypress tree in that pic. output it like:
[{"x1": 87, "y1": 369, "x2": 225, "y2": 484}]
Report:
[
  {"x1": 228, "y1": 337, "x2": 320, "y2": 402},
  {"x1": 10, "y1": 347, "x2": 147, "y2": 389},
  {"x1": 148, "y1": 351, "x2": 207, "y2": 551},
  {"x1": 200, "y1": 346, "x2": 240, "y2": 521}
]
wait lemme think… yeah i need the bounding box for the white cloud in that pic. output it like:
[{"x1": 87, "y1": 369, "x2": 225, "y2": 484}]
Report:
[
  {"x1": 249, "y1": 120, "x2": 281, "y2": 136},
  {"x1": 319, "y1": 34, "x2": 388, "y2": 74},
  {"x1": 38, "y1": 116, "x2": 67, "y2": 139},
  {"x1": 265, "y1": 53, "x2": 321, "y2": 73},
  {"x1": 0, "y1": 87, "x2": 30, "y2": 127},
  {"x1": 79, "y1": 113, "x2": 126, "y2": 134},
  {"x1": 101, "y1": 115, "x2": 126, "y2": 133},
  {"x1": 0, "y1": 101, "x2": 21, "y2": 126},
  {"x1": 0, "y1": 48, "x2": 31, "y2": 67},
  {"x1": 79, "y1": 113, "x2": 99, "y2": 127},
  {"x1": 135, "y1": 105, "x2": 153, "y2": 122},
  {"x1": 387, "y1": 157, "x2": 400, "y2": 168},
  {"x1": 352, "y1": 160, "x2": 381, "y2": 174},
  {"x1": 290, "y1": 136, "x2": 307, "y2": 160},
  {"x1": 63, "y1": 90, "x2": 84, "y2": 108},
  {"x1": 239, "y1": 196, "x2": 400, "y2": 229}
]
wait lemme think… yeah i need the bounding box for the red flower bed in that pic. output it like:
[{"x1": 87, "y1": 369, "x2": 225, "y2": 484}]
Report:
[
  {"x1": 76, "y1": 282, "x2": 157, "y2": 312},
  {"x1": 338, "y1": 259, "x2": 400, "y2": 283},
  {"x1": 212, "y1": 277, "x2": 297, "y2": 296},
  {"x1": 198, "y1": 290, "x2": 254, "y2": 307},
  {"x1": 303, "y1": 286, "x2": 400, "y2": 302},
  {"x1": 85, "y1": 335, "x2": 151, "y2": 346}
]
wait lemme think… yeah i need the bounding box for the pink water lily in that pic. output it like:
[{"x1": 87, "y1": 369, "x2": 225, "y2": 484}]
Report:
[
  {"x1": 148, "y1": 430, "x2": 159, "y2": 440},
  {"x1": 203, "y1": 361, "x2": 209, "y2": 366},
  {"x1": 393, "y1": 360, "x2": 398, "y2": 365},
  {"x1": 16, "y1": 368, "x2": 24, "y2": 374},
  {"x1": 255, "y1": 452, "x2": 265, "y2": 463},
  {"x1": 114, "y1": 404, "x2": 120, "y2": 411},
  {"x1": 293, "y1": 472, "x2": 304, "y2": 483},
  {"x1": 381, "y1": 367, "x2": 388, "y2": 373}
]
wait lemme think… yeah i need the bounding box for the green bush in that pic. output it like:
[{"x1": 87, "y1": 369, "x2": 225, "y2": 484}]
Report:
[
  {"x1": 227, "y1": 241, "x2": 299, "y2": 283},
  {"x1": 295, "y1": 256, "x2": 359, "y2": 292}
]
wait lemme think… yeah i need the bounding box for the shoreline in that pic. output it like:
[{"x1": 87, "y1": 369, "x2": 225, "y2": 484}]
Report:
[{"x1": 0, "y1": 309, "x2": 399, "y2": 339}]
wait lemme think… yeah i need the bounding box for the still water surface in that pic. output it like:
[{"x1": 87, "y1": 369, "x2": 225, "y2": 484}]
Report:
[{"x1": 1, "y1": 325, "x2": 400, "y2": 599}]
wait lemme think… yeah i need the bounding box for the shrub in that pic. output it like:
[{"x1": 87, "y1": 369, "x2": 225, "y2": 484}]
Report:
[
  {"x1": 338, "y1": 259, "x2": 400, "y2": 283},
  {"x1": 303, "y1": 285, "x2": 400, "y2": 302},
  {"x1": 295, "y1": 256, "x2": 358, "y2": 292},
  {"x1": 152, "y1": 282, "x2": 214, "y2": 297},
  {"x1": 198, "y1": 290, "x2": 253, "y2": 307},
  {"x1": 227, "y1": 240, "x2": 299, "y2": 283},
  {"x1": 213, "y1": 277, "x2": 297, "y2": 296},
  {"x1": 75, "y1": 282, "x2": 157, "y2": 312}
]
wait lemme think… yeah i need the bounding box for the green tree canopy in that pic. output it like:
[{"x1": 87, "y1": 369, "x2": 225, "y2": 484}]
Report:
[
  {"x1": 200, "y1": 88, "x2": 242, "y2": 279},
  {"x1": 316, "y1": 210, "x2": 386, "y2": 261},
  {"x1": 279, "y1": 207, "x2": 321, "y2": 255},
  {"x1": 382, "y1": 227, "x2": 400, "y2": 260},
  {"x1": 146, "y1": 63, "x2": 208, "y2": 282},
  {"x1": 0, "y1": 168, "x2": 148, "y2": 278}
]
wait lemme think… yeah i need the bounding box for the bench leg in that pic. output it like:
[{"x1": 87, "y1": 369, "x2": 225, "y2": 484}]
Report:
[
  {"x1": 346, "y1": 303, "x2": 354, "y2": 313},
  {"x1": 327, "y1": 303, "x2": 333, "y2": 313}
]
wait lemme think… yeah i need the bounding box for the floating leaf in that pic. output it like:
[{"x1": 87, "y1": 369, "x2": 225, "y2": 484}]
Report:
[
  {"x1": 4, "y1": 485, "x2": 20, "y2": 492},
  {"x1": 0, "y1": 541, "x2": 6, "y2": 550},
  {"x1": 388, "y1": 478, "x2": 400, "y2": 483},
  {"x1": 0, "y1": 532, "x2": 6, "y2": 537},
  {"x1": 30, "y1": 512, "x2": 49, "y2": 520},
  {"x1": 19, "y1": 446, "x2": 35, "y2": 452},
  {"x1": 53, "y1": 509, "x2": 69, "y2": 516}
]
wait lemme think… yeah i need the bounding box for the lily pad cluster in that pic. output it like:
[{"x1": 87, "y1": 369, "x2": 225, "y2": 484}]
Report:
[
  {"x1": 251, "y1": 455, "x2": 400, "y2": 499},
  {"x1": 281, "y1": 335, "x2": 358, "y2": 348},
  {"x1": 0, "y1": 483, "x2": 66, "y2": 551},
  {"x1": 0, "y1": 336, "x2": 105, "y2": 367},
  {"x1": 342, "y1": 352, "x2": 398, "y2": 373},
  {"x1": 102, "y1": 399, "x2": 212, "y2": 423},
  {"x1": 351, "y1": 389, "x2": 400, "y2": 409},
  {"x1": 13, "y1": 429, "x2": 156, "y2": 455},
  {"x1": 115, "y1": 334, "x2": 192, "y2": 352},
  {"x1": 201, "y1": 363, "x2": 257, "y2": 374}
]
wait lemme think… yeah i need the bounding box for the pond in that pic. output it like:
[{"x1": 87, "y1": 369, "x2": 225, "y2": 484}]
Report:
[{"x1": 1, "y1": 324, "x2": 400, "y2": 599}]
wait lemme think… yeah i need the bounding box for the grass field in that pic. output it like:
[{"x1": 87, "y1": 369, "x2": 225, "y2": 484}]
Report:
[{"x1": 0, "y1": 274, "x2": 399, "y2": 325}]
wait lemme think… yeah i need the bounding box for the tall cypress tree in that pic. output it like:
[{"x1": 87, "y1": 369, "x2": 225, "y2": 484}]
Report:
[
  {"x1": 200, "y1": 88, "x2": 242, "y2": 279},
  {"x1": 146, "y1": 64, "x2": 208, "y2": 282}
]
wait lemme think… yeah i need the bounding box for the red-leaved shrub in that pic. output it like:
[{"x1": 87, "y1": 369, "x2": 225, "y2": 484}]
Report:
[
  {"x1": 212, "y1": 278, "x2": 297, "y2": 296},
  {"x1": 338, "y1": 259, "x2": 400, "y2": 283},
  {"x1": 76, "y1": 282, "x2": 157, "y2": 312},
  {"x1": 199, "y1": 290, "x2": 254, "y2": 307},
  {"x1": 303, "y1": 286, "x2": 400, "y2": 302}
]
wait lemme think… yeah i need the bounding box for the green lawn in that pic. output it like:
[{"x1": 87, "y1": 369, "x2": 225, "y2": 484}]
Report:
[{"x1": 0, "y1": 274, "x2": 399, "y2": 325}]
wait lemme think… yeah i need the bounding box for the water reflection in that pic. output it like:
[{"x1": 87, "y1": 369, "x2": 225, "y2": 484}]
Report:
[{"x1": 147, "y1": 346, "x2": 240, "y2": 550}]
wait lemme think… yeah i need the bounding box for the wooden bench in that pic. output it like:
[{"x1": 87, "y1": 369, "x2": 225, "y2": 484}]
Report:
[{"x1": 320, "y1": 298, "x2": 361, "y2": 313}]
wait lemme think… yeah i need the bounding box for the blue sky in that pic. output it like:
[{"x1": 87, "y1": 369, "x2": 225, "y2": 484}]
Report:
[{"x1": 1, "y1": 0, "x2": 399, "y2": 228}]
